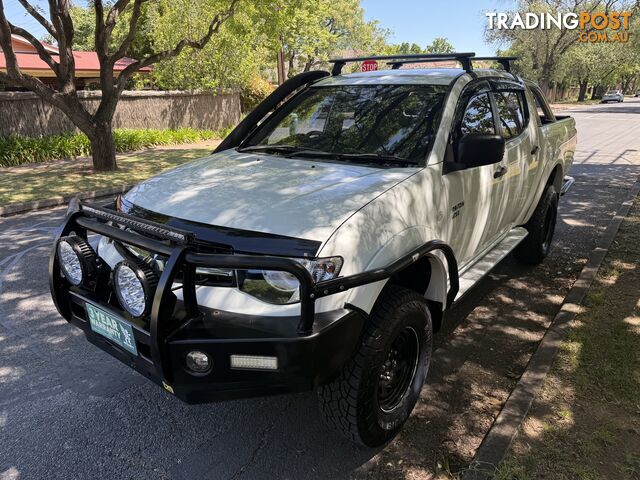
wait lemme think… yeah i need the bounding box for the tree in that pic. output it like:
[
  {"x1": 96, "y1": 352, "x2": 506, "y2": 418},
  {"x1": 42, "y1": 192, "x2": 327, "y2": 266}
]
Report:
[
  {"x1": 146, "y1": 0, "x2": 268, "y2": 91},
  {"x1": 0, "y1": 0, "x2": 238, "y2": 171},
  {"x1": 275, "y1": 0, "x2": 389, "y2": 76},
  {"x1": 487, "y1": 0, "x2": 622, "y2": 94},
  {"x1": 425, "y1": 37, "x2": 454, "y2": 54}
]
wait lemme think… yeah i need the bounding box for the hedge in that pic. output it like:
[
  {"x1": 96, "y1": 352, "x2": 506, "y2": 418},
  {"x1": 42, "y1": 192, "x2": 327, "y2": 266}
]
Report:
[{"x1": 0, "y1": 127, "x2": 231, "y2": 168}]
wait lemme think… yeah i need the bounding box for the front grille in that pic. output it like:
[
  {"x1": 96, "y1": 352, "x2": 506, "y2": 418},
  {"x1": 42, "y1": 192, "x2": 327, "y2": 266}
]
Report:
[{"x1": 115, "y1": 240, "x2": 236, "y2": 288}]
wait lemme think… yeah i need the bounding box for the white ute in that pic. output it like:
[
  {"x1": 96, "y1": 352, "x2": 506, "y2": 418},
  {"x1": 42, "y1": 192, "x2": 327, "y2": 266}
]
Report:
[{"x1": 50, "y1": 53, "x2": 577, "y2": 447}]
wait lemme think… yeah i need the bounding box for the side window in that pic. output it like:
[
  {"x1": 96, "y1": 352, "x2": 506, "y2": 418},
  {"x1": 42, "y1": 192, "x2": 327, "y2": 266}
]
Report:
[
  {"x1": 495, "y1": 91, "x2": 525, "y2": 139},
  {"x1": 530, "y1": 86, "x2": 555, "y2": 124},
  {"x1": 460, "y1": 94, "x2": 495, "y2": 136}
]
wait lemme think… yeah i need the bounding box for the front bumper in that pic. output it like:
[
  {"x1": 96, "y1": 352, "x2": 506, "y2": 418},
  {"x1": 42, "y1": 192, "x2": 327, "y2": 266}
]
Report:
[
  {"x1": 64, "y1": 289, "x2": 365, "y2": 403},
  {"x1": 49, "y1": 201, "x2": 458, "y2": 403}
]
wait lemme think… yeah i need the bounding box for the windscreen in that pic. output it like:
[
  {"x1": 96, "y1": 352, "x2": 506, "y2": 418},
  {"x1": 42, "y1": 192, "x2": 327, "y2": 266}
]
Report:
[{"x1": 243, "y1": 84, "x2": 448, "y2": 166}]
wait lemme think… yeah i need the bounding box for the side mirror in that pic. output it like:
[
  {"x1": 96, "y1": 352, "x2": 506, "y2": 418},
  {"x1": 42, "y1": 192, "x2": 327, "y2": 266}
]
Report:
[{"x1": 457, "y1": 133, "x2": 505, "y2": 168}]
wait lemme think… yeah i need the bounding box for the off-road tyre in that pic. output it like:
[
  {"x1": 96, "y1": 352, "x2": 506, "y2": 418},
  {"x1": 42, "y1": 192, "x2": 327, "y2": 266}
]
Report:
[
  {"x1": 514, "y1": 185, "x2": 559, "y2": 265},
  {"x1": 318, "y1": 285, "x2": 432, "y2": 447}
]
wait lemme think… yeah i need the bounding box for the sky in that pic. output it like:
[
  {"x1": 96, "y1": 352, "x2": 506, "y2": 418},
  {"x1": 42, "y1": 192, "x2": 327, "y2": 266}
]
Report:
[
  {"x1": 5, "y1": 0, "x2": 515, "y2": 56},
  {"x1": 362, "y1": 0, "x2": 516, "y2": 56}
]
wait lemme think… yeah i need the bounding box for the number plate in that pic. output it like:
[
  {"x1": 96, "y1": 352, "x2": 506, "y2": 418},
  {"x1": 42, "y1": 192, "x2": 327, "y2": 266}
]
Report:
[{"x1": 86, "y1": 303, "x2": 138, "y2": 356}]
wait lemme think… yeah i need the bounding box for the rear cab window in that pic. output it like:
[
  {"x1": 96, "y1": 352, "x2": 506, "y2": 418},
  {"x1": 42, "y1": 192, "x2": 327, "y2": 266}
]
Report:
[{"x1": 494, "y1": 91, "x2": 526, "y2": 139}]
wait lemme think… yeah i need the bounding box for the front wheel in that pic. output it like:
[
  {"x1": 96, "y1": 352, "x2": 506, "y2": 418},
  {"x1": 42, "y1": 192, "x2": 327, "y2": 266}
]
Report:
[
  {"x1": 514, "y1": 185, "x2": 559, "y2": 265},
  {"x1": 318, "y1": 286, "x2": 432, "y2": 447}
]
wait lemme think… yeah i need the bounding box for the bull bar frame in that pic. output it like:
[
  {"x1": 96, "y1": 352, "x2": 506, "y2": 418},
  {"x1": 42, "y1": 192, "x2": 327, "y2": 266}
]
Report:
[{"x1": 49, "y1": 201, "x2": 459, "y2": 400}]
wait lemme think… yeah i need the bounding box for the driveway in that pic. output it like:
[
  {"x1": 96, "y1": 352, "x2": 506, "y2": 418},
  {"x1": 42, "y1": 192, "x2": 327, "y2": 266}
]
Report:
[{"x1": 1, "y1": 99, "x2": 639, "y2": 480}]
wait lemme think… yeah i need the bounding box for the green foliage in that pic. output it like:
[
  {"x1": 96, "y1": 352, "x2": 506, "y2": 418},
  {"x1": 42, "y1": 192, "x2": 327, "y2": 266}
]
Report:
[
  {"x1": 68, "y1": 3, "x2": 154, "y2": 57},
  {"x1": 424, "y1": 37, "x2": 455, "y2": 54},
  {"x1": 0, "y1": 133, "x2": 91, "y2": 166},
  {"x1": 146, "y1": 0, "x2": 389, "y2": 89},
  {"x1": 389, "y1": 37, "x2": 455, "y2": 55},
  {"x1": 149, "y1": 0, "x2": 270, "y2": 91},
  {"x1": 0, "y1": 128, "x2": 226, "y2": 168},
  {"x1": 488, "y1": 0, "x2": 640, "y2": 92},
  {"x1": 240, "y1": 75, "x2": 275, "y2": 112}
]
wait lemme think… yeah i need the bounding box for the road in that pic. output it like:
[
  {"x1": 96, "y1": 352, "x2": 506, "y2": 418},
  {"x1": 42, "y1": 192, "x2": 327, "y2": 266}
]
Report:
[{"x1": 1, "y1": 99, "x2": 640, "y2": 480}]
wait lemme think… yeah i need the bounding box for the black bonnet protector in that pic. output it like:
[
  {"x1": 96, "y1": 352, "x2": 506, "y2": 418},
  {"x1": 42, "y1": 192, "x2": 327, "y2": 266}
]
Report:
[{"x1": 118, "y1": 196, "x2": 321, "y2": 257}]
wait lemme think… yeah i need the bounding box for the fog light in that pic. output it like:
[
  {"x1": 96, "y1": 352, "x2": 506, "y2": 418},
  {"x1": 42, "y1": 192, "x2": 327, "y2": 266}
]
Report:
[
  {"x1": 230, "y1": 355, "x2": 278, "y2": 370},
  {"x1": 186, "y1": 351, "x2": 212, "y2": 374},
  {"x1": 113, "y1": 260, "x2": 158, "y2": 318},
  {"x1": 57, "y1": 236, "x2": 97, "y2": 286}
]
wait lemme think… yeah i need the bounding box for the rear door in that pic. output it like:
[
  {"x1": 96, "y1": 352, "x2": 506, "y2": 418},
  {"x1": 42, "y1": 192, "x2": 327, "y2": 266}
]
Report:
[{"x1": 491, "y1": 83, "x2": 536, "y2": 225}]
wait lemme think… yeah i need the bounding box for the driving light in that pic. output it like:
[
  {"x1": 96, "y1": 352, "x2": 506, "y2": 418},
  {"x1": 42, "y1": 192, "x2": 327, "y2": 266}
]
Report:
[
  {"x1": 185, "y1": 351, "x2": 212, "y2": 374},
  {"x1": 57, "y1": 236, "x2": 97, "y2": 286},
  {"x1": 113, "y1": 260, "x2": 158, "y2": 317},
  {"x1": 230, "y1": 355, "x2": 278, "y2": 370}
]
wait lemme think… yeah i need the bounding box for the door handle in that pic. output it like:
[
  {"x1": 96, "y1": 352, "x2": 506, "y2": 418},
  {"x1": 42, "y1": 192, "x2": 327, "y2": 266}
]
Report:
[
  {"x1": 494, "y1": 165, "x2": 508, "y2": 179},
  {"x1": 531, "y1": 145, "x2": 540, "y2": 155}
]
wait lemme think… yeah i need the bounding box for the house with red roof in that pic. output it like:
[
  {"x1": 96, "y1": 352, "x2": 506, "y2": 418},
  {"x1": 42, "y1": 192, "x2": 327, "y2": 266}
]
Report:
[{"x1": 0, "y1": 34, "x2": 151, "y2": 90}]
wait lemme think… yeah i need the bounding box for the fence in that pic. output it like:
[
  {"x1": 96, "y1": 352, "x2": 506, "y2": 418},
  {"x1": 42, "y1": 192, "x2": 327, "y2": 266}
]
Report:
[{"x1": 0, "y1": 90, "x2": 241, "y2": 137}]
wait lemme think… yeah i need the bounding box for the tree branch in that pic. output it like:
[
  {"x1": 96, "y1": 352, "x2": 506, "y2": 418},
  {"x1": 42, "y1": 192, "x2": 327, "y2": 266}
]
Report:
[
  {"x1": 8, "y1": 23, "x2": 59, "y2": 73},
  {"x1": 110, "y1": 0, "x2": 144, "y2": 62},
  {"x1": 48, "y1": 0, "x2": 76, "y2": 93},
  {"x1": 106, "y1": 0, "x2": 131, "y2": 32},
  {"x1": 16, "y1": 0, "x2": 57, "y2": 39},
  {"x1": 117, "y1": 0, "x2": 238, "y2": 85},
  {"x1": 94, "y1": 0, "x2": 109, "y2": 60},
  {"x1": 0, "y1": 0, "x2": 21, "y2": 74}
]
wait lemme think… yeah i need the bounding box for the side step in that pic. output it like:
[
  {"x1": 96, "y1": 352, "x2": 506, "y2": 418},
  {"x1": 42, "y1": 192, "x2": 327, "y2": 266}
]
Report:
[{"x1": 454, "y1": 227, "x2": 528, "y2": 302}]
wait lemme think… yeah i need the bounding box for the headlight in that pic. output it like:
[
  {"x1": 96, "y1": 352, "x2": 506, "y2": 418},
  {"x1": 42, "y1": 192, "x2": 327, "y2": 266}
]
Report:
[
  {"x1": 239, "y1": 257, "x2": 343, "y2": 305},
  {"x1": 113, "y1": 260, "x2": 158, "y2": 317},
  {"x1": 57, "y1": 236, "x2": 97, "y2": 286}
]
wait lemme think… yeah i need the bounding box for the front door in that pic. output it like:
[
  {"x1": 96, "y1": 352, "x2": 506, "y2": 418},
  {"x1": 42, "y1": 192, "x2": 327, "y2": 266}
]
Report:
[{"x1": 441, "y1": 83, "x2": 509, "y2": 268}]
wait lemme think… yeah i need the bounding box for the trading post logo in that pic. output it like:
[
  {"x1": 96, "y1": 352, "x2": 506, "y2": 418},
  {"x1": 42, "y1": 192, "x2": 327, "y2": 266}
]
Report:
[{"x1": 486, "y1": 11, "x2": 633, "y2": 43}]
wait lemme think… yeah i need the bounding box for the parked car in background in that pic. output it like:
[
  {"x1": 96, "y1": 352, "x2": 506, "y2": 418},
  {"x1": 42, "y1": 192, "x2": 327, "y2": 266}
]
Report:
[
  {"x1": 49, "y1": 52, "x2": 577, "y2": 447},
  {"x1": 635, "y1": 90, "x2": 640, "y2": 97},
  {"x1": 602, "y1": 90, "x2": 624, "y2": 103}
]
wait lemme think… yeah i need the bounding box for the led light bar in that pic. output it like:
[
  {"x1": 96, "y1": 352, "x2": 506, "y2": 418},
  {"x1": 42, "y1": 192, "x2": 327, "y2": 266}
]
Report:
[
  {"x1": 230, "y1": 355, "x2": 278, "y2": 371},
  {"x1": 81, "y1": 204, "x2": 194, "y2": 244}
]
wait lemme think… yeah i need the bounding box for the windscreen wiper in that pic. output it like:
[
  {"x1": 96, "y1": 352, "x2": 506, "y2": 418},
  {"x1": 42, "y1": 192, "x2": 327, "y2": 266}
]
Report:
[
  {"x1": 238, "y1": 145, "x2": 416, "y2": 167},
  {"x1": 290, "y1": 150, "x2": 416, "y2": 167},
  {"x1": 236, "y1": 145, "x2": 302, "y2": 155},
  {"x1": 337, "y1": 153, "x2": 416, "y2": 167}
]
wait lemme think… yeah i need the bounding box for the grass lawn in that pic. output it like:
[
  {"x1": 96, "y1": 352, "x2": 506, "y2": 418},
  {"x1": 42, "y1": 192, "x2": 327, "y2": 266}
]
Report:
[
  {"x1": 0, "y1": 142, "x2": 219, "y2": 206},
  {"x1": 494, "y1": 195, "x2": 640, "y2": 480}
]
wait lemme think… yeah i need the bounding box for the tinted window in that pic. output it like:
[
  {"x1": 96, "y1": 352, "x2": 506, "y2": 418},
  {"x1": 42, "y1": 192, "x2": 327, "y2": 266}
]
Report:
[
  {"x1": 460, "y1": 94, "x2": 495, "y2": 135},
  {"x1": 246, "y1": 84, "x2": 448, "y2": 165},
  {"x1": 495, "y1": 91, "x2": 525, "y2": 139}
]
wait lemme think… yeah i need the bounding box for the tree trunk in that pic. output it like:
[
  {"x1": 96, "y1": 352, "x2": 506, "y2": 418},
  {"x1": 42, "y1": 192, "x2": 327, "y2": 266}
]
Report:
[
  {"x1": 578, "y1": 80, "x2": 588, "y2": 102},
  {"x1": 591, "y1": 85, "x2": 604, "y2": 100},
  {"x1": 88, "y1": 122, "x2": 117, "y2": 171}
]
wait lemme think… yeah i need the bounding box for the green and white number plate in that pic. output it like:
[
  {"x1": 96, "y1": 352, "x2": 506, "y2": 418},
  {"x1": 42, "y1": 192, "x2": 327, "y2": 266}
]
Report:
[{"x1": 86, "y1": 303, "x2": 138, "y2": 356}]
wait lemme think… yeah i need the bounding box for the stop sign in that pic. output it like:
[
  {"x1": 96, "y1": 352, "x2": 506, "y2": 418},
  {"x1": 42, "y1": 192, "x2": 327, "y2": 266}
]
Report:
[{"x1": 361, "y1": 60, "x2": 379, "y2": 72}]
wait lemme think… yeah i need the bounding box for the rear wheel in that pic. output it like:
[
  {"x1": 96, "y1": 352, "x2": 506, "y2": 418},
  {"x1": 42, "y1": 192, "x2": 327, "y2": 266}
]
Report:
[
  {"x1": 318, "y1": 285, "x2": 432, "y2": 447},
  {"x1": 514, "y1": 185, "x2": 558, "y2": 265}
]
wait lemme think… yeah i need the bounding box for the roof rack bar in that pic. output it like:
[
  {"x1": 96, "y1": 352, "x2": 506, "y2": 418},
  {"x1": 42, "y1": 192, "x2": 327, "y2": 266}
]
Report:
[
  {"x1": 387, "y1": 57, "x2": 465, "y2": 70},
  {"x1": 472, "y1": 56, "x2": 518, "y2": 73},
  {"x1": 328, "y1": 52, "x2": 476, "y2": 75}
]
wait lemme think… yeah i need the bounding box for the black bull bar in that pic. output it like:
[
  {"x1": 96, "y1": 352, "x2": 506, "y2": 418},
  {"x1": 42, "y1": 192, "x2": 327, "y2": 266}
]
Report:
[{"x1": 49, "y1": 202, "x2": 459, "y2": 387}]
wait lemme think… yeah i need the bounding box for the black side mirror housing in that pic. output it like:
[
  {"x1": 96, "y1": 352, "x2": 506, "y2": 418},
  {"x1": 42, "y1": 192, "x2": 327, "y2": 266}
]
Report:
[{"x1": 457, "y1": 133, "x2": 505, "y2": 168}]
